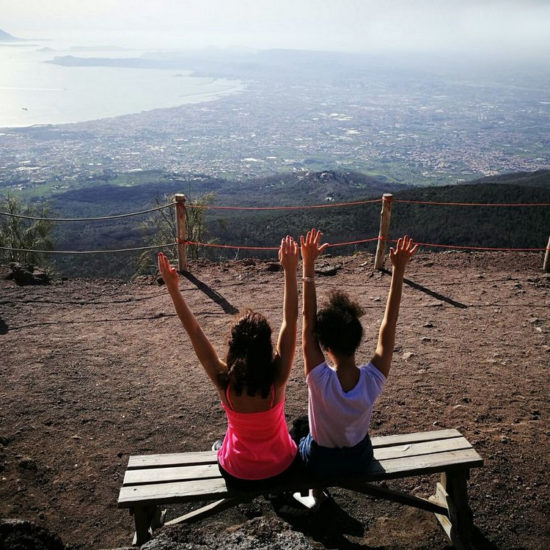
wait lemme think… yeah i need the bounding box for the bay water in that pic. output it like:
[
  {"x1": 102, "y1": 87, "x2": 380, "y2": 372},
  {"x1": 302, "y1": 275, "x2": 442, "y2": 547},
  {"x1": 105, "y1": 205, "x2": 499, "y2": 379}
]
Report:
[{"x1": 0, "y1": 40, "x2": 243, "y2": 128}]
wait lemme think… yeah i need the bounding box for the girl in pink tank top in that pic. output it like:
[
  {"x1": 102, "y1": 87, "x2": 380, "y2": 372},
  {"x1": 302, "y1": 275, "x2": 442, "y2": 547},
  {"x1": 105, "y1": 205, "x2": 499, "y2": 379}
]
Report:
[
  {"x1": 218, "y1": 384, "x2": 297, "y2": 481},
  {"x1": 157, "y1": 236, "x2": 299, "y2": 484}
]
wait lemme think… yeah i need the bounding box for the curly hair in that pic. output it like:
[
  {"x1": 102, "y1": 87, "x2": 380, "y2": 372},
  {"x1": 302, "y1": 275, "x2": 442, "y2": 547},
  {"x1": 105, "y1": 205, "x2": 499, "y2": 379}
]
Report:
[
  {"x1": 225, "y1": 310, "x2": 275, "y2": 398},
  {"x1": 315, "y1": 290, "x2": 364, "y2": 356}
]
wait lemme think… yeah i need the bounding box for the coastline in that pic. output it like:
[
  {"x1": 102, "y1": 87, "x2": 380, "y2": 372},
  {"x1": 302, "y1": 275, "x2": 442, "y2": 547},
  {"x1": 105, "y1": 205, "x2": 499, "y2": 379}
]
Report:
[
  {"x1": 0, "y1": 79, "x2": 245, "y2": 129},
  {"x1": 0, "y1": 48, "x2": 245, "y2": 128}
]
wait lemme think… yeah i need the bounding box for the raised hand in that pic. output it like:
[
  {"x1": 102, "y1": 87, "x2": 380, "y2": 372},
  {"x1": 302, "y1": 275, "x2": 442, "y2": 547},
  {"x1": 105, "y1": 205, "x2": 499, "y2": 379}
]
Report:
[
  {"x1": 389, "y1": 235, "x2": 419, "y2": 272},
  {"x1": 157, "y1": 252, "x2": 226, "y2": 389},
  {"x1": 157, "y1": 252, "x2": 180, "y2": 291},
  {"x1": 278, "y1": 235, "x2": 299, "y2": 272},
  {"x1": 300, "y1": 228, "x2": 329, "y2": 267}
]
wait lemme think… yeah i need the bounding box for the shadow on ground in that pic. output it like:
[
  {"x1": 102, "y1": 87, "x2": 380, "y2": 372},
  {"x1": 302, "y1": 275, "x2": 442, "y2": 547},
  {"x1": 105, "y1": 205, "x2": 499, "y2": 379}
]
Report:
[
  {"x1": 272, "y1": 494, "x2": 384, "y2": 550},
  {"x1": 183, "y1": 271, "x2": 239, "y2": 314},
  {"x1": 380, "y1": 268, "x2": 468, "y2": 309}
]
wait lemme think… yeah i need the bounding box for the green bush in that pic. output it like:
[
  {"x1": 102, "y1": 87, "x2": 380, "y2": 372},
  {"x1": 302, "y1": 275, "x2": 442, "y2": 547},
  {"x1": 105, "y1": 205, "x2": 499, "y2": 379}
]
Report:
[{"x1": 0, "y1": 196, "x2": 56, "y2": 266}]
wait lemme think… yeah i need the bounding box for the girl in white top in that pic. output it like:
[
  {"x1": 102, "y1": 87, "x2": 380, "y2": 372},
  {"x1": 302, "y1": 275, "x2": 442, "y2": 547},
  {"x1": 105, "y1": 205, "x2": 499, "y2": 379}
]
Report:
[{"x1": 298, "y1": 229, "x2": 418, "y2": 503}]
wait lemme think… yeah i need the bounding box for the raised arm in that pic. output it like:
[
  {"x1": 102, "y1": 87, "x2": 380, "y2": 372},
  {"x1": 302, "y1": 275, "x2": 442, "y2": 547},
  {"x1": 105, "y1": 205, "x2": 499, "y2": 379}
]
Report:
[
  {"x1": 371, "y1": 236, "x2": 418, "y2": 378},
  {"x1": 157, "y1": 253, "x2": 226, "y2": 390},
  {"x1": 274, "y1": 236, "x2": 299, "y2": 386},
  {"x1": 300, "y1": 229, "x2": 329, "y2": 375}
]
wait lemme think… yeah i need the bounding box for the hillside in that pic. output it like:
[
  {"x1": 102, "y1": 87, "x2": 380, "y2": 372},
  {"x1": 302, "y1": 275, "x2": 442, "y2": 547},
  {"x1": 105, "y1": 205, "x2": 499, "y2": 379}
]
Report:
[
  {"x1": 469, "y1": 169, "x2": 550, "y2": 189},
  {"x1": 30, "y1": 169, "x2": 550, "y2": 279},
  {"x1": 0, "y1": 251, "x2": 548, "y2": 549},
  {"x1": 212, "y1": 179, "x2": 550, "y2": 252}
]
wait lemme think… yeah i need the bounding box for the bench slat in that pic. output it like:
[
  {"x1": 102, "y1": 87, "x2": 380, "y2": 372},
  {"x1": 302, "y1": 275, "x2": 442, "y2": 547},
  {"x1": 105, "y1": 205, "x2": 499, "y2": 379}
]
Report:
[
  {"x1": 374, "y1": 436, "x2": 472, "y2": 460},
  {"x1": 370, "y1": 429, "x2": 462, "y2": 448},
  {"x1": 128, "y1": 451, "x2": 217, "y2": 469},
  {"x1": 124, "y1": 463, "x2": 220, "y2": 486},
  {"x1": 370, "y1": 447, "x2": 483, "y2": 479},
  {"x1": 118, "y1": 477, "x2": 229, "y2": 506}
]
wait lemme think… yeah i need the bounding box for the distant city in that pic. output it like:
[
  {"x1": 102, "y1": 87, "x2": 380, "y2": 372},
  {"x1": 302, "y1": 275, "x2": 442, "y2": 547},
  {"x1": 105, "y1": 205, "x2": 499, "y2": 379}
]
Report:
[{"x1": 1, "y1": 49, "x2": 549, "y2": 198}]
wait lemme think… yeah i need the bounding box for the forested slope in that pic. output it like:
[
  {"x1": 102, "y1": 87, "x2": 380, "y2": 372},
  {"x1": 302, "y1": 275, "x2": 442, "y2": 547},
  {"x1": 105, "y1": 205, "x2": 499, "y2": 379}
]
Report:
[{"x1": 32, "y1": 169, "x2": 550, "y2": 277}]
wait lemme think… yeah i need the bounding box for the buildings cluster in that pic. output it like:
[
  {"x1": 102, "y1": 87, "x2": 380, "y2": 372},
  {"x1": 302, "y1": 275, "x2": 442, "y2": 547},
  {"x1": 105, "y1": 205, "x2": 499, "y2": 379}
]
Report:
[{"x1": 1, "y1": 77, "x2": 549, "y2": 194}]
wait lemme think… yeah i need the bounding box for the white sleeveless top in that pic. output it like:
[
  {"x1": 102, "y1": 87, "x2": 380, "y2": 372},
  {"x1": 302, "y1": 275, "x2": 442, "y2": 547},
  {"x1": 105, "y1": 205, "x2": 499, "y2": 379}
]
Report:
[{"x1": 307, "y1": 361, "x2": 386, "y2": 448}]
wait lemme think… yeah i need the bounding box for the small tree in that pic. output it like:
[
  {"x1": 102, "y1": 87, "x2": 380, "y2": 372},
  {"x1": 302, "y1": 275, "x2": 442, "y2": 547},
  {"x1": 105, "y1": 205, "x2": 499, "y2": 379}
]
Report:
[
  {"x1": 135, "y1": 193, "x2": 216, "y2": 275},
  {"x1": 0, "y1": 196, "x2": 55, "y2": 266}
]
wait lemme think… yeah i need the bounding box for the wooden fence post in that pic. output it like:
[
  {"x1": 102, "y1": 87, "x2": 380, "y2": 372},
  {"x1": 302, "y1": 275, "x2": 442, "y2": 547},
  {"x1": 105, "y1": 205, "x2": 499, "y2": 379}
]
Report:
[
  {"x1": 174, "y1": 194, "x2": 187, "y2": 273},
  {"x1": 543, "y1": 234, "x2": 550, "y2": 273},
  {"x1": 374, "y1": 193, "x2": 394, "y2": 270}
]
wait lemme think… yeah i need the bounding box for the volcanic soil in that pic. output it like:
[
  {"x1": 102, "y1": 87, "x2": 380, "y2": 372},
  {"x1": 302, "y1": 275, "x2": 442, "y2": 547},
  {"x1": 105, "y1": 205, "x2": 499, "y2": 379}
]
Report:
[{"x1": 0, "y1": 251, "x2": 548, "y2": 549}]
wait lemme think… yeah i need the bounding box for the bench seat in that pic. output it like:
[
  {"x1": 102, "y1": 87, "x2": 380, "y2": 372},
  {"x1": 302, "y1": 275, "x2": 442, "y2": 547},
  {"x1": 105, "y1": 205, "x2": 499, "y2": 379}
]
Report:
[{"x1": 118, "y1": 428, "x2": 482, "y2": 548}]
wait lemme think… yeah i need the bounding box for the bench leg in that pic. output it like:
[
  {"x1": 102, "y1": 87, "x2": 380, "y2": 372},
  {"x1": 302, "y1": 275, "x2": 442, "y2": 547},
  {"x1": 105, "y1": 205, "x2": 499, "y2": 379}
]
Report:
[
  {"x1": 431, "y1": 471, "x2": 474, "y2": 550},
  {"x1": 131, "y1": 504, "x2": 161, "y2": 546},
  {"x1": 151, "y1": 506, "x2": 167, "y2": 530}
]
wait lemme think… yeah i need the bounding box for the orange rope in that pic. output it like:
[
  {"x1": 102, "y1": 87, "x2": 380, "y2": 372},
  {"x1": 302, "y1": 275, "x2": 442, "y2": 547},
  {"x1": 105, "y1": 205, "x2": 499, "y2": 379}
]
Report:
[
  {"x1": 187, "y1": 198, "x2": 381, "y2": 211},
  {"x1": 394, "y1": 199, "x2": 550, "y2": 207},
  {"x1": 326, "y1": 237, "x2": 379, "y2": 247},
  {"x1": 181, "y1": 237, "x2": 548, "y2": 253},
  {"x1": 414, "y1": 242, "x2": 549, "y2": 252},
  {"x1": 381, "y1": 237, "x2": 548, "y2": 252},
  {"x1": 181, "y1": 237, "x2": 379, "y2": 250}
]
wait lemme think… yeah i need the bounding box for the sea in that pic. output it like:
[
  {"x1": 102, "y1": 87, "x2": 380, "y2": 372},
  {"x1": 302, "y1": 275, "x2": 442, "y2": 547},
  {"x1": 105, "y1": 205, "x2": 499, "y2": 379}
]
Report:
[{"x1": 0, "y1": 39, "x2": 243, "y2": 128}]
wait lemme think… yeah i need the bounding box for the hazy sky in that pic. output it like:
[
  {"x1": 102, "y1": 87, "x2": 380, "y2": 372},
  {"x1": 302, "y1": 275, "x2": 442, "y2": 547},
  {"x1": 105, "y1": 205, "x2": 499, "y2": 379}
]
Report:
[{"x1": 2, "y1": 0, "x2": 550, "y2": 57}]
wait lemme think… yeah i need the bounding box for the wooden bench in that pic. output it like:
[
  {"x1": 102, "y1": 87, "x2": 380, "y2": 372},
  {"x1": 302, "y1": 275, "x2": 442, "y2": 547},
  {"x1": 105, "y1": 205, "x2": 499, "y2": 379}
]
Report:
[{"x1": 118, "y1": 428, "x2": 483, "y2": 548}]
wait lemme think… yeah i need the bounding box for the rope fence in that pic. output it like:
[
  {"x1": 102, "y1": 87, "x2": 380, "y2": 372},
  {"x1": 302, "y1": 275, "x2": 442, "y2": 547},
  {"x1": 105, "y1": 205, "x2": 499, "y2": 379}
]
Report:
[
  {"x1": 185, "y1": 198, "x2": 382, "y2": 210},
  {"x1": 382, "y1": 239, "x2": 548, "y2": 253},
  {"x1": 180, "y1": 238, "x2": 549, "y2": 252},
  {"x1": 181, "y1": 237, "x2": 381, "y2": 252},
  {"x1": 4, "y1": 196, "x2": 548, "y2": 220},
  {"x1": 0, "y1": 203, "x2": 172, "y2": 222},
  {"x1": 180, "y1": 197, "x2": 550, "y2": 210},
  {"x1": 393, "y1": 199, "x2": 550, "y2": 207},
  {"x1": 1, "y1": 193, "x2": 549, "y2": 271},
  {"x1": 0, "y1": 243, "x2": 176, "y2": 255}
]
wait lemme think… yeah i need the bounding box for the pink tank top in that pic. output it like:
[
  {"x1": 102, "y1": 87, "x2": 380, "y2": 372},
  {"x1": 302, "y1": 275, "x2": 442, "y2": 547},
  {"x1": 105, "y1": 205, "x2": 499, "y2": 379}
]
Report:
[{"x1": 217, "y1": 386, "x2": 297, "y2": 480}]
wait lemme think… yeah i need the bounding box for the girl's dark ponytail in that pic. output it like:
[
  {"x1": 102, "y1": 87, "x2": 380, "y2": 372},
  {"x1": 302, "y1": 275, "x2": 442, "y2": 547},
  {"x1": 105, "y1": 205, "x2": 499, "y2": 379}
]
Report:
[{"x1": 226, "y1": 310, "x2": 275, "y2": 398}]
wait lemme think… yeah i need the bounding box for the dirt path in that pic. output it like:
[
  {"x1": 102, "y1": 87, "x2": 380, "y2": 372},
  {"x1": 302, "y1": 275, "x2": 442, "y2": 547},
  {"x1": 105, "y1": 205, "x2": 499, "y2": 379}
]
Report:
[{"x1": 1, "y1": 251, "x2": 548, "y2": 549}]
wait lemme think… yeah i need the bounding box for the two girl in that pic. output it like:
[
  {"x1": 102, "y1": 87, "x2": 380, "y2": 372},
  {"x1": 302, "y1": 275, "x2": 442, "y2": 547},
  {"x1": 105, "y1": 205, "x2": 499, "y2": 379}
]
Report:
[{"x1": 157, "y1": 230, "x2": 417, "y2": 487}]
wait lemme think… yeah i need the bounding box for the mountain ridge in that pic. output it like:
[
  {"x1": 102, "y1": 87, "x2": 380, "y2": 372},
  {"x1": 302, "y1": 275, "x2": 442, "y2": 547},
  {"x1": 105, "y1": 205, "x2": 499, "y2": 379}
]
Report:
[
  {"x1": 32, "y1": 169, "x2": 550, "y2": 278},
  {"x1": 0, "y1": 28, "x2": 21, "y2": 42}
]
